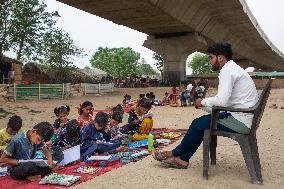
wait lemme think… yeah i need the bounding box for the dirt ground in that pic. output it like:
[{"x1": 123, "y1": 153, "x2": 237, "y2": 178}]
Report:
[{"x1": 0, "y1": 87, "x2": 283, "y2": 189}]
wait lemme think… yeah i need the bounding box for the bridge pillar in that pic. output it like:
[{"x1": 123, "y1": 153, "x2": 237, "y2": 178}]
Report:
[{"x1": 143, "y1": 32, "x2": 208, "y2": 83}]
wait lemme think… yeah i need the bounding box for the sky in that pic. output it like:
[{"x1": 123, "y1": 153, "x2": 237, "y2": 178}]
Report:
[{"x1": 14, "y1": 0, "x2": 284, "y2": 74}]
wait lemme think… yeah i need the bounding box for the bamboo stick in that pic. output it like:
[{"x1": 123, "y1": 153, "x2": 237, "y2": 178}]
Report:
[
  {"x1": 62, "y1": 83, "x2": 65, "y2": 99},
  {"x1": 38, "y1": 83, "x2": 41, "y2": 100},
  {"x1": 13, "y1": 82, "x2": 16, "y2": 102}
]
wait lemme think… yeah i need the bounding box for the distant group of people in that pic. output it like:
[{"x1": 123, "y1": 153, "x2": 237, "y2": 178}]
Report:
[
  {"x1": 123, "y1": 91, "x2": 163, "y2": 107},
  {"x1": 179, "y1": 79, "x2": 207, "y2": 107},
  {"x1": 113, "y1": 76, "x2": 160, "y2": 88}
]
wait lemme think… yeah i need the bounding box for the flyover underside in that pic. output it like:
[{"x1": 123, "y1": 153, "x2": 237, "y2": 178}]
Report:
[{"x1": 58, "y1": 0, "x2": 284, "y2": 74}]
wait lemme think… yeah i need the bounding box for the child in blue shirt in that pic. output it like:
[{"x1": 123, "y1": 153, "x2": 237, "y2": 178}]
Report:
[
  {"x1": 81, "y1": 112, "x2": 123, "y2": 160},
  {"x1": 0, "y1": 122, "x2": 54, "y2": 180}
]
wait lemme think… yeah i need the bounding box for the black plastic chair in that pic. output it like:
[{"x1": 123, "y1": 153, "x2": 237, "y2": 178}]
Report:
[{"x1": 203, "y1": 79, "x2": 272, "y2": 184}]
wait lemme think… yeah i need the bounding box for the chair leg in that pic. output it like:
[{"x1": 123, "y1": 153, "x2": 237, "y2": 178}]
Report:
[
  {"x1": 239, "y1": 137, "x2": 260, "y2": 184},
  {"x1": 249, "y1": 137, "x2": 263, "y2": 184},
  {"x1": 203, "y1": 130, "x2": 210, "y2": 179},
  {"x1": 210, "y1": 135, "x2": 217, "y2": 165}
]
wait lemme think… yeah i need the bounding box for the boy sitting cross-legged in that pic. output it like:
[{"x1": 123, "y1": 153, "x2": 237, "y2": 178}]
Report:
[{"x1": 0, "y1": 122, "x2": 54, "y2": 180}]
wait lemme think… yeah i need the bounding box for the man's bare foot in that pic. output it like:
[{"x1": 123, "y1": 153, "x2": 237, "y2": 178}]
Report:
[
  {"x1": 26, "y1": 175, "x2": 41, "y2": 181},
  {"x1": 166, "y1": 151, "x2": 174, "y2": 158},
  {"x1": 174, "y1": 156, "x2": 189, "y2": 166}
]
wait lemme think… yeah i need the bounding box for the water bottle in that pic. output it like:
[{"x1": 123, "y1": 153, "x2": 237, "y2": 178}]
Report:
[{"x1": 147, "y1": 133, "x2": 154, "y2": 151}]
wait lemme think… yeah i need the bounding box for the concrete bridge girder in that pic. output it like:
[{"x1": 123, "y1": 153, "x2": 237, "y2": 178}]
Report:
[
  {"x1": 143, "y1": 32, "x2": 208, "y2": 82},
  {"x1": 58, "y1": 0, "x2": 284, "y2": 74},
  {"x1": 151, "y1": 0, "x2": 284, "y2": 71}
]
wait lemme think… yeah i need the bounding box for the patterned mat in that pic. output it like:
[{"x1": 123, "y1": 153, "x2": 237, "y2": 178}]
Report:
[{"x1": 0, "y1": 128, "x2": 187, "y2": 188}]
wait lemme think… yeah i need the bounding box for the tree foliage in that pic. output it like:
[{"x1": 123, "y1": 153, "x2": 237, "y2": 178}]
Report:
[
  {"x1": 0, "y1": 0, "x2": 14, "y2": 55},
  {"x1": 0, "y1": 0, "x2": 55, "y2": 60},
  {"x1": 152, "y1": 52, "x2": 164, "y2": 74},
  {"x1": 137, "y1": 58, "x2": 157, "y2": 75},
  {"x1": 0, "y1": 0, "x2": 85, "y2": 82},
  {"x1": 10, "y1": 0, "x2": 55, "y2": 61},
  {"x1": 188, "y1": 53, "x2": 212, "y2": 75},
  {"x1": 90, "y1": 47, "x2": 140, "y2": 79},
  {"x1": 37, "y1": 28, "x2": 84, "y2": 82}
]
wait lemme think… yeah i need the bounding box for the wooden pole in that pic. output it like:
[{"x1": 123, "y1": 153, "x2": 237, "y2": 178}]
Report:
[
  {"x1": 98, "y1": 83, "x2": 101, "y2": 94},
  {"x1": 62, "y1": 83, "x2": 65, "y2": 99},
  {"x1": 13, "y1": 82, "x2": 16, "y2": 102},
  {"x1": 38, "y1": 83, "x2": 41, "y2": 101},
  {"x1": 84, "y1": 84, "x2": 87, "y2": 96}
]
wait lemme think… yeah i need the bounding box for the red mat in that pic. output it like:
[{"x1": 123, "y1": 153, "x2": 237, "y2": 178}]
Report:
[
  {"x1": 93, "y1": 107, "x2": 130, "y2": 113},
  {"x1": 0, "y1": 128, "x2": 186, "y2": 188}
]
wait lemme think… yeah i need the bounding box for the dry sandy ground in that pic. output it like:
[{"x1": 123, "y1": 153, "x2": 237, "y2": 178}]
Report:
[{"x1": 0, "y1": 87, "x2": 283, "y2": 189}]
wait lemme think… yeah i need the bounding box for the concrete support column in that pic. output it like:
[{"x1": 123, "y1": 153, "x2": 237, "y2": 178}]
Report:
[{"x1": 143, "y1": 32, "x2": 208, "y2": 83}]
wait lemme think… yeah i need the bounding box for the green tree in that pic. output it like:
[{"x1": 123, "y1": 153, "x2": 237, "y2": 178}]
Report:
[
  {"x1": 152, "y1": 52, "x2": 164, "y2": 75},
  {"x1": 10, "y1": 0, "x2": 55, "y2": 61},
  {"x1": 38, "y1": 28, "x2": 84, "y2": 82},
  {"x1": 188, "y1": 53, "x2": 212, "y2": 75},
  {"x1": 0, "y1": 0, "x2": 15, "y2": 55},
  {"x1": 90, "y1": 47, "x2": 140, "y2": 79},
  {"x1": 137, "y1": 58, "x2": 157, "y2": 75}
]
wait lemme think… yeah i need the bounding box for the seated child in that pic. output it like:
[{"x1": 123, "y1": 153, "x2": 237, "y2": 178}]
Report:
[
  {"x1": 196, "y1": 82, "x2": 206, "y2": 98},
  {"x1": 162, "y1": 92, "x2": 171, "y2": 105},
  {"x1": 179, "y1": 86, "x2": 188, "y2": 106},
  {"x1": 52, "y1": 119, "x2": 81, "y2": 150},
  {"x1": 53, "y1": 105, "x2": 70, "y2": 130},
  {"x1": 109, "y1": 111, "x2": 123, "y2": 140},
  {"x1": 77, "y1": 101, "x2": 94, "y2": 128},
  {"x1": 132, "y1": 117, "x2": 153, "y2": 141},
  {"x1": 0, "y1": 122, "x2": 54, "y2": 180},
  {"x1": 49, "y1": 105, "x2": 71, "y2": 145},
  {"x1": 138, "y1": 94, "x2": 145, "y2": 102},
  {"x1": 111, "y1": 104, "x2": 124, "y2": 116},
  {"x1": 81, "y1": 112, "x2": 123, "y2": 160},
  {"x1": 150, "y1": 94, "x2": 162, "y2": 106},
  {"x1": 0, "y1": 115, "x2": 23, "y2": 155},
  {"x1": 120, "y1": 99, "x2": 153, "y2": 137},
  {"x1": 145, "y1": 93, "x2": 150, "y2": 100},
  {"x1": 122, "y1": 94, "x2": 134, "y2": 107}
]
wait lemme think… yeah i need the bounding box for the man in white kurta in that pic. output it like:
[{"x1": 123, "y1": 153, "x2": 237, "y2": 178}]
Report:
[{"x1": 153, "y1": 42, "x2": 259, "y2": 168}]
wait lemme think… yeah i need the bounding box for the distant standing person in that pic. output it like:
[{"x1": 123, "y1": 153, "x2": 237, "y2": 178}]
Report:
[
  {"x1": 171, "y1": 84, "x2": 178, "y2": 106},
  {"x1": 8, "y1": 70, "x2": 14, "y2": 84}
]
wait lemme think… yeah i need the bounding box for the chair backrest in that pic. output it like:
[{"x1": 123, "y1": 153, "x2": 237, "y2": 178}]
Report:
[{"x1": 250, "y1": 79, "x2": 272, "y2": 133}]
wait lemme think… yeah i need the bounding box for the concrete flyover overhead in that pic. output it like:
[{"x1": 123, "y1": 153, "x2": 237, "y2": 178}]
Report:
[{"x1": 58, "y1": 0, "x2": 284, "y2": 82}]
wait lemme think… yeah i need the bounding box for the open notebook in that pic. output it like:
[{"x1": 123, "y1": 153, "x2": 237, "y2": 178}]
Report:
[
  {"x1": 18, "y1": 159, "x2": 57, "y2": 167},
  {"x1": 59, "y1": 145, "x2": 81, "y2": 165}
]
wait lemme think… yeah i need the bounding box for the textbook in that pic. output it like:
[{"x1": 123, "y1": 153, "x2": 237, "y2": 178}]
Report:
[
  {"x1": 87, "y1": 155, "x2": 112, "y2": 161},
  {"x1": 59, "y1": 145, "x2": 81, "y2": 165},
  {"x1": 19, "y1": 159, "x2": 52, "y2": 167},
  {"x1": 0, "y1": 166, "x2": 7, "y2": 176}
]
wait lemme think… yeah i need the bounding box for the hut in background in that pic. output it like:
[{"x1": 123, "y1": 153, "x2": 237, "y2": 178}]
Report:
[{"x1": 0, "y1": 56, "x2": 23, "y2": 84}]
